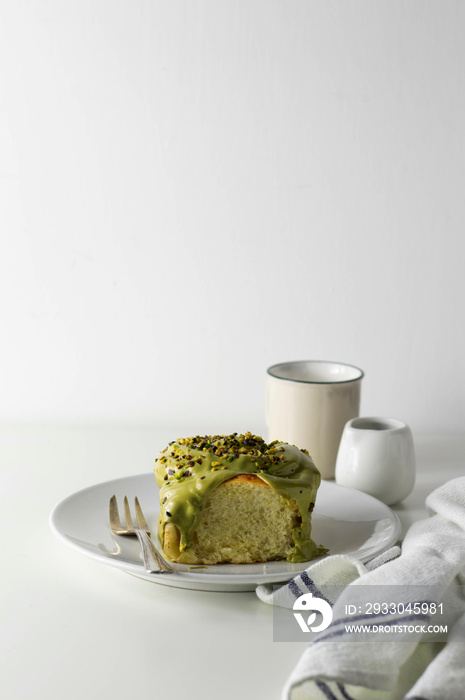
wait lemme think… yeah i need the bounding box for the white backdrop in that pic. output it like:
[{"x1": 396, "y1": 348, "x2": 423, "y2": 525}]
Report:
[{"x1": 1, "y1": 1, "x2": 464, "y2": 435}]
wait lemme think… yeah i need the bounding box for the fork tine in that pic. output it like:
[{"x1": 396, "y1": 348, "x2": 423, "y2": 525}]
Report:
[
  {"x1": 134, "y1": 496, "x2": 150, "y2": 533},
  {"x1": 109, "y1": 494, "x2": 123, "y2": 530},
  {"x1": 109, "y1": 494, "x2": 173, "y2": 573},
  {"x1": 123, "y1": 496, "x2": 134, "y2": 529}
]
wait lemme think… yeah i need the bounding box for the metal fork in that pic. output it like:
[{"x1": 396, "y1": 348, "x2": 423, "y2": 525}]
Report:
[{"x1": 109, "y1": 495, "x2": 173, "y2": 573}]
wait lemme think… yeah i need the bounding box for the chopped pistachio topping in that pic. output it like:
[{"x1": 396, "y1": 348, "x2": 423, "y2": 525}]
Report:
[{"x1": 154, "y1": 432, "x2": 311, "y2": 479}]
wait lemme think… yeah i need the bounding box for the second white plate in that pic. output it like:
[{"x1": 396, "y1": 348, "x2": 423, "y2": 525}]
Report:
[{"x1": 50, "y1": 473, "x2": 401, "y2": 592}]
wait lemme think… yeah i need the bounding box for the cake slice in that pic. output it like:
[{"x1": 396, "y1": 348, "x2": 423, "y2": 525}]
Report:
[{"x1": 154, "y1": 432, "x2": 328, "y2": 565}]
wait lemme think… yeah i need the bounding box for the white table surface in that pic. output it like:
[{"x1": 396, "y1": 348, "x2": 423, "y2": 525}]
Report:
[{"x1": 1, "y1": 425, "x2": 464, "y2": 700}]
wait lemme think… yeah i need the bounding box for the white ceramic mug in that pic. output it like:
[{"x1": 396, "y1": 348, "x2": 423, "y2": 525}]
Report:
[
  {"x1": 335, "y1": 417, "x2": 416, "y2": 505},
  {"x1": 266, "y1": 361, "x2": 364, "y2": 479}
]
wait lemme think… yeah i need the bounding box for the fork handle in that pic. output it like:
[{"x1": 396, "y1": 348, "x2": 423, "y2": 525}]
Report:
[{"x1": 134, "y1": 530, "x2": 173, "y2": 573}]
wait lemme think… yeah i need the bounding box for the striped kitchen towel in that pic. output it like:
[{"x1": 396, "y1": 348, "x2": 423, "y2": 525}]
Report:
[{"x1": 256, "y1": 477, "x2": 465, "y2": 700}]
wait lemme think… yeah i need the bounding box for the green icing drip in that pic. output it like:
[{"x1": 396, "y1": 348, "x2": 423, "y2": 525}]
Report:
[{"x1": 154, "y1": 433, "x2": 328, "y2": 563}]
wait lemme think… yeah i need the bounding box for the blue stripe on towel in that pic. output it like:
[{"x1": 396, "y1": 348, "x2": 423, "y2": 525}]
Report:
[
  {"x1": 288, "y1": 579, "x2": 302, "y2": 598},
  {"x1": 315, "y1": 680, "x2": 339, "y2": 700},
  {"x1": 337, "y1": 682, "x2": 355, "y2": 700},
  {"x1": 300, "y1": 571, "x2": 333, "y2": 605}
]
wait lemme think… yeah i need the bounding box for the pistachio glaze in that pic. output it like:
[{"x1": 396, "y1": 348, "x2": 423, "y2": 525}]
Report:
[{"x1": 154, "y1": 432, "x2": 328, "y2": 563}]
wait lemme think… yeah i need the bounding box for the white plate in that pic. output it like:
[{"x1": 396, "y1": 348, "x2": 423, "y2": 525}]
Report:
[{"x1": 50, "y1": 473, "x2": 401, "y2": 592}]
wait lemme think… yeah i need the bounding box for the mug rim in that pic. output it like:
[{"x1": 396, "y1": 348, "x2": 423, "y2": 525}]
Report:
[
  {"x1": 267, "y1": 360, "x2": 364, "y2": 385},
  {"x1": 347, "y1": 416, "x2": 408, "y2": 432}
]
